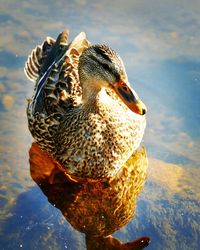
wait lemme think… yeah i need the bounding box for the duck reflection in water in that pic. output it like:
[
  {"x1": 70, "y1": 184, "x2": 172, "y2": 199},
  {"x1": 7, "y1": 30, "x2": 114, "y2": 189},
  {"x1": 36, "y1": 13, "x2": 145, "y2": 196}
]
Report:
[{"x1": 29, "y1": 143, "x2": 150, "y2": 250}]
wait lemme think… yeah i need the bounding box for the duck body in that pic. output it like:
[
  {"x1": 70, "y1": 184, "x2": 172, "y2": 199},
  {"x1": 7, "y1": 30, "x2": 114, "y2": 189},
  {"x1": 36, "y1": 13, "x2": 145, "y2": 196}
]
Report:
[{"x1": 25, "y1": 30, "x2": 146, "y2": 179}]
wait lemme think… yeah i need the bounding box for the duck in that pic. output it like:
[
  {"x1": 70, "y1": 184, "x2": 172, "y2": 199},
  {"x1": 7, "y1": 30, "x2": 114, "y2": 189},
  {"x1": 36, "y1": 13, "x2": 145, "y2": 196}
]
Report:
[{"x1": 25, "y1": 30, "x2": 147, "y2": 180}]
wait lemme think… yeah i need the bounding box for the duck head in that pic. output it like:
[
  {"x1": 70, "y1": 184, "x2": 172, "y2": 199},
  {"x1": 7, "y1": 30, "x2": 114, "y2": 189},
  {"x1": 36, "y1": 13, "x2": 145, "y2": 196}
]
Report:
[{"x1": 78, "y1": 44, "x2": 147, "y2": 115}]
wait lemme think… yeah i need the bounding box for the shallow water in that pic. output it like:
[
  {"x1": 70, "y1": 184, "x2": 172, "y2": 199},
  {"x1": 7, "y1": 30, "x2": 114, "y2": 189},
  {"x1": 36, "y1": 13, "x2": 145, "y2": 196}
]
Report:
[{"x1": 0, "y1": 0, "x2": 200, "y2": 249}]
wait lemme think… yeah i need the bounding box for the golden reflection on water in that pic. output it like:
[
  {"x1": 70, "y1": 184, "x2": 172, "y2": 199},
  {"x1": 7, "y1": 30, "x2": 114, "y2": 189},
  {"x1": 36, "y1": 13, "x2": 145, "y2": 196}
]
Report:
[{"x1": 29, "y1": 143, "x2": 150, "y2": 249}]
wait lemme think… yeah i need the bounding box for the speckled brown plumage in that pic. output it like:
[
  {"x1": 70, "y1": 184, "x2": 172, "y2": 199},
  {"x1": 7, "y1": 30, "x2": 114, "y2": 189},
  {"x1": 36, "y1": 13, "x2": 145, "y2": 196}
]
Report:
[{"x1": 25, "y1": 30, "x2": 146, "y2": 179}]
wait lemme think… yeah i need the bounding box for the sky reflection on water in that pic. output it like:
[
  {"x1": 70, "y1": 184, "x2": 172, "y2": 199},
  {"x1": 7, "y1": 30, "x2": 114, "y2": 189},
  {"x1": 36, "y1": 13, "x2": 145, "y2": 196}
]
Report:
[{"x1": 0, "y1": 0, "x2": 200, "y2": 249}]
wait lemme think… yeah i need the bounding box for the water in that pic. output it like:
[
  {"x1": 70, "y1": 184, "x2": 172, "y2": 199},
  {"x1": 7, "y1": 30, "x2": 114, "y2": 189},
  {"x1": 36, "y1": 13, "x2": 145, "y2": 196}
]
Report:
[{"x1": 0, "y1": 0, "x2": 200, "y2": 249}]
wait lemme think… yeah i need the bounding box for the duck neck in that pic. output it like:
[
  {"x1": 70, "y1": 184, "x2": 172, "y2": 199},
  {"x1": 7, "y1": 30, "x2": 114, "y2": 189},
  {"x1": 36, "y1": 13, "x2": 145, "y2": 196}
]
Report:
[
  {"x1": 81, "y1": 76, "x2": 103, "y2": 110},
  {"x1": 82, "y1": 84, "x2": 101, "y2": 102},
  {"x1": 82, "y1": 84, "x2": 110, "y2": 116}
]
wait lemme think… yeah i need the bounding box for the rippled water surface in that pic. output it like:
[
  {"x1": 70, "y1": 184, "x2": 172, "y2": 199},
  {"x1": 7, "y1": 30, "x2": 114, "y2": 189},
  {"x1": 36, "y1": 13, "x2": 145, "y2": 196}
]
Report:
[{"x1": 0, "y1": 0, "x2": 200, "y2": 249}]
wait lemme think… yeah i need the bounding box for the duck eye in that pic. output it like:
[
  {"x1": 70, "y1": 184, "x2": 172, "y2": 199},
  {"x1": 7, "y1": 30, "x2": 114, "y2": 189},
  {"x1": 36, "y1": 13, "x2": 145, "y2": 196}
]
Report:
[{"x1": 101, "y1": 63, "x2": 110, "y2": 71}]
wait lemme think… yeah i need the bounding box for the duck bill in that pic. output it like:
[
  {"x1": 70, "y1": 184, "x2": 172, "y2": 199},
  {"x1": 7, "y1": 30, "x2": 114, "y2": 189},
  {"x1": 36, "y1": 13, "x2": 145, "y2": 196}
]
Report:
[{"x1": 114, "y1": 82, "x2": 147, "y2": 115}]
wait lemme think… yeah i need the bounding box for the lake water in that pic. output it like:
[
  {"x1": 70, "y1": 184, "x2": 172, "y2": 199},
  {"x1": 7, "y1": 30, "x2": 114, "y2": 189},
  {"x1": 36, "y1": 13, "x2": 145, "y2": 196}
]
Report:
[{"x1": 0, "y1": 0, "x2": 200, "y2": 249}]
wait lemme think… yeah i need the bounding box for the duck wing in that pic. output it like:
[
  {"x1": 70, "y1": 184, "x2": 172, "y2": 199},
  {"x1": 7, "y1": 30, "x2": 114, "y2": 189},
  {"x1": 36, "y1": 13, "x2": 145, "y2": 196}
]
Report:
[
  {"x1": 43, "y1": 31, "x2": 90, "y2": 115},
  {"x1": 25, "y1": 31, "x2": 90, "y2": 116}
]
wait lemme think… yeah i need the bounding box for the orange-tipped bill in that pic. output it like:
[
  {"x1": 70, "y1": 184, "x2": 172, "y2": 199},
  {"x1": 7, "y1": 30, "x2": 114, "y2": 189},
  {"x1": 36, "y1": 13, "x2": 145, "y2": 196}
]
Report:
[{"x1": 114, "y1": 81, "x2": 147, "y2": 115}]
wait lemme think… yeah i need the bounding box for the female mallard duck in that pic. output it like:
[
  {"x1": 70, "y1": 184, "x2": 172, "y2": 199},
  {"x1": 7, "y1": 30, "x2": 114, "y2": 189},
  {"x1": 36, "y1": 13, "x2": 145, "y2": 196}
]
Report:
[{"x1": 25, "y1": 30, "x2": 147, "y2": 179}]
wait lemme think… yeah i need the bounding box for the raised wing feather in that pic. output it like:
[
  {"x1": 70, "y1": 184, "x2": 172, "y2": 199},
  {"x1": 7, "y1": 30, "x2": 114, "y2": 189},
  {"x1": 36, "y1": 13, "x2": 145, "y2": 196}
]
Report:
[
  {"x1": 24, "y1": 36, "x2": 56, "y2": 82},
  {"x1": 25, "y1": 31, "x2": 90, "y2": 116}
]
